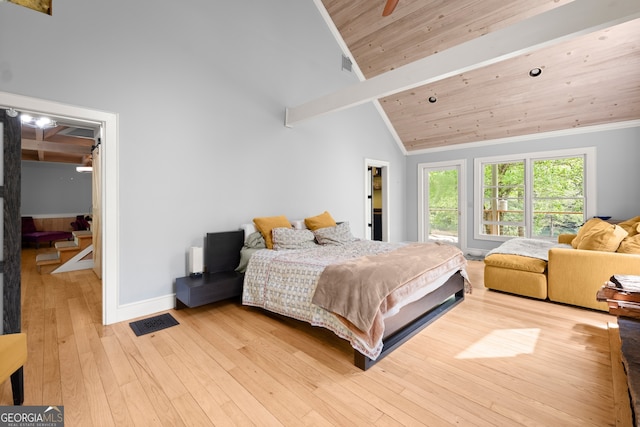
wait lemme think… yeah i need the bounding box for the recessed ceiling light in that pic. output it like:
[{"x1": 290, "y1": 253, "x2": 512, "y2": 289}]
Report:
[
  {"x1": 529, "y1": 68, "x2": 543, "y2": 77},
  {"x1": 428, "y1": 96, "x2": 437, "y2": 103},
  {"x1": 35, "y1": 117, "x2": 52, "y2": 128},
  {"x1": 20, "y1": 114, "x2": 57, "y2": 128}
]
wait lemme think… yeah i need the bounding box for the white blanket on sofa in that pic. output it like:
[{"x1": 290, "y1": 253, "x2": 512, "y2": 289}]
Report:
[{"x1": 486, "y1": 238, "x2": 571, "y2": 261}]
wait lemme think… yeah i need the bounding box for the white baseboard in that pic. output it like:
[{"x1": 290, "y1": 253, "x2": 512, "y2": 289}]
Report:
[
  {"x1": 110, "y1": 293, "x2": 176, "y2": 324},
  {"x1": 465, "y1": 248, "x2": 487, "y2": 258}
]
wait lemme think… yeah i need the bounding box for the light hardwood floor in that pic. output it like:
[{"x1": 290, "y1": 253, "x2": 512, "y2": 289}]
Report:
[{"x1": 1, "y1": 248, "x2": 631, "y2": 426}]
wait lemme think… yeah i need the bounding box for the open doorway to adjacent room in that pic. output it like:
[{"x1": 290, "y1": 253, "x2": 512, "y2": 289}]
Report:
[
  {"x1": 364, "y1": 158, "x2": 390, "y2": 241},
  {"x1": 0, "y1": 91, "x2": 118, "y2": 325}
]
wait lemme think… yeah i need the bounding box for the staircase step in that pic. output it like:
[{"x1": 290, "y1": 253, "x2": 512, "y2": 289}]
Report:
[
  {"x1": 36, "y1": 252, "x2": 60, "y2": 265},
  {"x1": 36, "y1": 252, "x2": 60, "y2": 273},
  {"x1": 55, "y1": 241, "x2": 79, "y2": 251},
  {"x1": 53, "y1": 241, "x2": 83, "y2": 264},
  {"x1": 72, "y1": 230, "x2": 92, "y2": 250}
]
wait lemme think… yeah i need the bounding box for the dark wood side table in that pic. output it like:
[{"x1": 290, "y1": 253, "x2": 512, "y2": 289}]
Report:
[
  {"x1": 175, "y1": 229, "x2": 246, "y2": 309},
  {"x1": 175, "y1": 272, "x2": 243, "y2": 309}
]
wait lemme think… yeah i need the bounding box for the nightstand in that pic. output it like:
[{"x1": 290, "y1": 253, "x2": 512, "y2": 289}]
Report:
[
  {"x1": 175, "y1": 229, "x2": 245, "y2": 309},
  {"x1": 175, "y1": 271, "x2": 243, "y2": 309}
]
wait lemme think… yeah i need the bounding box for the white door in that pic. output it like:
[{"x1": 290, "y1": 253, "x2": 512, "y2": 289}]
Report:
[{"x1": 418, "y1": 160, "x2": 466, "y2": 249}]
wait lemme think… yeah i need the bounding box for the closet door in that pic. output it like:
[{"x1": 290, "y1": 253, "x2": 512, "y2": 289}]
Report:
[{"x1": 1, "y1": 109, "x2": 21, "y2": 334}]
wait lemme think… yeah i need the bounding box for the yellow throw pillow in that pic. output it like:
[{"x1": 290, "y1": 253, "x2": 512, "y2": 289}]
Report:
[
  {"x1": 576, "y1": 223, "x2": 628, "y2": 252},
  {"x1": 304, "y1": 211, "x2": 337, "y2": 231},
  {"x1": 623, "y1": 222, "x2": 640, "y2": 237},
  {"x1": 617, "y1": 234, "x2": 640, "y2": 254},
  {"x1": 253, "y1": 215, "x2": 291, "y2": 249},
  {"x1": 571, "y1": 218, "x2": 604, "y2": 249},
  {"x1": 618, "y1": 215, "x2": 640, "y2": 233}
]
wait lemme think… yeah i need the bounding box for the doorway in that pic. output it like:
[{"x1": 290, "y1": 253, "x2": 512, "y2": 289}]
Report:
[
  {"x1": 364, "y1": 158, "x2": 390, "y2": 241},
  {"x1": 418, "y1": 160, "x2": 466, "y2": 250},
  {"x1": 0, "y1": 91, "x2": 118, "y2": 325}
]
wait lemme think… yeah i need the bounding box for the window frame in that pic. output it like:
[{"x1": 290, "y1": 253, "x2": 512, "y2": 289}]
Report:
[
  {"x1": 474, "y1": 147, "x2": 596, "y2": 242},
  {"x1": 417, "y1": 159, "x2": 467, "y2": 250}
]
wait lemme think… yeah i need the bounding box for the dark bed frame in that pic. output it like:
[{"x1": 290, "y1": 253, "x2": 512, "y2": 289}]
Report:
[
  {"x1": 205, "y1": 230, "x2": 465, "y2": 371},
  {"x1": 355, "y1": 272, "x2": 465, "y2": 370}
]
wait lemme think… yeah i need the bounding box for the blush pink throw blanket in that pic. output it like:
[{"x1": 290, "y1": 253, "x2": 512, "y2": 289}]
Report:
[{"x1": 312, "y1": 242, "x2": 465, "y2": 335}]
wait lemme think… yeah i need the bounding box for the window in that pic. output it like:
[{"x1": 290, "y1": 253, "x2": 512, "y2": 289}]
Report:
[{"x1": 474, "y1": 148, "x2": 596, "y2": 241}]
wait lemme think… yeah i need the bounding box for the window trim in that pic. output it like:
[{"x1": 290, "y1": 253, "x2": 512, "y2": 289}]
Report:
[{"x1": 474, "y1": 147, "x2": 596, "y2": 242}]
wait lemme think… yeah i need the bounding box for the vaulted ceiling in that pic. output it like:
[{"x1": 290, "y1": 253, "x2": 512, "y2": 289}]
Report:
[
  {"x1": 15, "y1": 1, "x2": 640, "y2": 161},
  {"x1": 307, "y1": 0, "x2": 640, "y2": 152}
]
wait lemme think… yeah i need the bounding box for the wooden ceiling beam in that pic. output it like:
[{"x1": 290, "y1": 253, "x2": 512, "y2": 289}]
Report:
[
  {"x1": 287, "y1": 0, "x2": 640, "y2": 127},
  {"x1": 43, "y1": 134, "x2": 94, "y2": 145},
  {"x1": 34, "y1": 127, "x2": 45, "y2": 161},
  {"x1": 22, "y1": 138, "x2": 92, "y2": 155}
]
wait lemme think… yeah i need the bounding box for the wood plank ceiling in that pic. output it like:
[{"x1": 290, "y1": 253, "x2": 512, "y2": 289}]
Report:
[{"x1": 319, "y1": 0, "x2": 640, "y2": 152}]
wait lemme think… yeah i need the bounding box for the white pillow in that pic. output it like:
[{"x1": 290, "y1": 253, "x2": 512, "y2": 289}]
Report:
[
  {"x1": 291, "y1": 219, "x2": 308, "y2": 230},
  {"x1": 240, "y1": 223, "x2": 257, "y2": 241}
]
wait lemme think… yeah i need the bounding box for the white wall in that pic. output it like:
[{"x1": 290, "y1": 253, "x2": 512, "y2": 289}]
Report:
[
  {"x1": 0, "y1": 1, "x2": 406, "y2": 309},
  {"x1": 405, "y1": 125, "x2": 640, "y2": 251},
  {"x1": 21, "y1": 161, "x2": 92, "y2": 215}
]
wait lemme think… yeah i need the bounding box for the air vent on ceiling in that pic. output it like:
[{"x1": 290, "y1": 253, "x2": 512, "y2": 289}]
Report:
[{"x1": 342, "y1": 54, "x2": 352, "y2": 72}]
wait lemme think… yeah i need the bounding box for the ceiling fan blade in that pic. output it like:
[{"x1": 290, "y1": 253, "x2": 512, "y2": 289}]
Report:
[{"x1": 382, "y1": 0, "x2": 399, "y2": 16}]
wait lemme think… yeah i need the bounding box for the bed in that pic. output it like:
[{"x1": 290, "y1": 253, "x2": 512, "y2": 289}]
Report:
[{"x1": 233, "y1": 216, "x2": 470, "y2": 370}]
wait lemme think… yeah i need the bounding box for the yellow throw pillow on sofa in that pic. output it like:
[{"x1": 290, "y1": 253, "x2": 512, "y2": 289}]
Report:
[
  {"x1": 304, "y1": 211, "x2": 337, "y2": 231},
  {"x1": 253, "y1": 215, "x2": 291, "y2": 249},
  {"x1": 623, "y1": 222, "x2": 640, "y2": 237},
  {"x1": 617, "y1": 234, "x2": 640, "y2": 254},
  {"x1": 571, "y1": 218, "x2": 604, "y2": 249},
  {"x1": 576, "y1": 223, "x2": 628, "y2": 252},
  {"x1": 618, "y1": 215, "x2": 640, "y2": 234}
]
